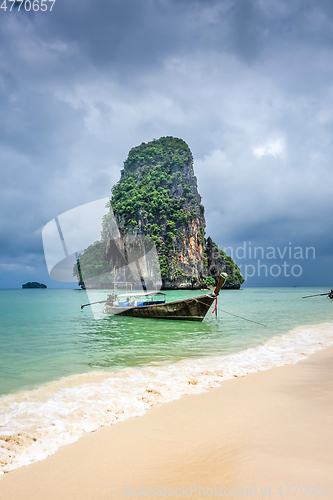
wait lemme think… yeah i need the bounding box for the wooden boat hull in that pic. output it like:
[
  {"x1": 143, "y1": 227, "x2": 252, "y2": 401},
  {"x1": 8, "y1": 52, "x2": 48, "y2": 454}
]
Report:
[{"x1": 104, "y1": 293, "x2": 216, "y2": 322}]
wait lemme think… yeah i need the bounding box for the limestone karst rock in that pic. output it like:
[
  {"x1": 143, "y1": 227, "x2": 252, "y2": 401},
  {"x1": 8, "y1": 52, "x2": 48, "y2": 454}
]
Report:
[{"x1": 107, "y1": 137, "x2": 243, "y2": 290}]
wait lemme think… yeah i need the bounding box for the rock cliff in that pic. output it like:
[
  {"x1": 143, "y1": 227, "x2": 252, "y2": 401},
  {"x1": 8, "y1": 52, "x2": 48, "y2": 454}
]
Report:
[{"x1": 108, "y1": 137, "x2": 243, "y2": 290}]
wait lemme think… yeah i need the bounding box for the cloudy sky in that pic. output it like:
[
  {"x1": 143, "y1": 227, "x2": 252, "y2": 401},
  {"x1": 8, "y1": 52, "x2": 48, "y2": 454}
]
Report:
[{"x1": 1, "y1": 0, "x2": 333, "y2": 287}]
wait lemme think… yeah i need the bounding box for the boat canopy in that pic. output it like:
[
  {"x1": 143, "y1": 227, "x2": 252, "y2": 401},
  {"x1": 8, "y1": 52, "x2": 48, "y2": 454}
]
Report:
[{"x1": 116, "y1": 291, "x2": 167, "y2": 298}]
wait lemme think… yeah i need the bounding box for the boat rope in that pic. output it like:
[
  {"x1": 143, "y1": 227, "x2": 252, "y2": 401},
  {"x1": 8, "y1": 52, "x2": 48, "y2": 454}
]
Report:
[
  {"x1": 219, "y1": 309, "x2": 267, "y2": 327},
  {"x1": 179, "y1": 296, "x2": 210, "y2": 305},
  {"x1": 190, "y1": 296, "x2": 214, "y2": 307},
  {"x1": 189, "y1": 297, "x2": 267, "y2": 327}
]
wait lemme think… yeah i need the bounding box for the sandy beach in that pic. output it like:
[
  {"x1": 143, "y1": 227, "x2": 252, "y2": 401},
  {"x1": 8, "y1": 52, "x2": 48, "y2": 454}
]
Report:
[{"x1": 1, "y1": 346, "x2": 332, "y2": 500}]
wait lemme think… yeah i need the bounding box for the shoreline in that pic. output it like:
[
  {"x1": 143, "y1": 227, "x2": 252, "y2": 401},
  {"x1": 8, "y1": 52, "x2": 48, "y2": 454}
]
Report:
[
  {"x1": 1, "y1": 341, "x2": 333, "y2": 499},
  {"x1": 1, "y1": 320, "x2": 333, "y2": 482}
]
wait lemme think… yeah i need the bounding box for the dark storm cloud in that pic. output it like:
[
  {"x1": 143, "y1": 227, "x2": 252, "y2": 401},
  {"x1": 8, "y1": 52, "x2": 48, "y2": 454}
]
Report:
[
  {"x1": 1, "y1": 0, "x2": 333, "y2": 286},
  {"x1": 0, "y1": 0, "x2": 188, "y2": 77}
]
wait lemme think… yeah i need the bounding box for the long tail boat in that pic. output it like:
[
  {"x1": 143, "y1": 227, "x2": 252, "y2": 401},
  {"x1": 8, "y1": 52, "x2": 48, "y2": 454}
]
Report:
[{"x1": 81, "y1": 273, "x2": 228, "y2": 322}]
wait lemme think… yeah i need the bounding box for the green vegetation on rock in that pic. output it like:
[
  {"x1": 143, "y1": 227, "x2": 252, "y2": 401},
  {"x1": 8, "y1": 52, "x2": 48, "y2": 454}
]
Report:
[
  {"x1": 110, "y1": 138, "x2": 194, "y2": 237},
  {"x1": 73, "y1": 240, "x2": 113, "y2": 285},
  {"x1": 205, "y1": 276, "x2": 216, "y2": 287}
]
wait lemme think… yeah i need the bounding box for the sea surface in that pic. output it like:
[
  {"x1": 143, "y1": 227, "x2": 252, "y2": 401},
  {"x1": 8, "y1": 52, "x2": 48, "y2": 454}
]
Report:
[{"x1": 0, "y1": 287, "x2": 332, "y2": 475}]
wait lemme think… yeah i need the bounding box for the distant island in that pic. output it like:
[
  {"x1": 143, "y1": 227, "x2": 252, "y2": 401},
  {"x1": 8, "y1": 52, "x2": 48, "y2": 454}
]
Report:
[{"x1": 22, "y1": 282, "x2": 47, "y2": 289}]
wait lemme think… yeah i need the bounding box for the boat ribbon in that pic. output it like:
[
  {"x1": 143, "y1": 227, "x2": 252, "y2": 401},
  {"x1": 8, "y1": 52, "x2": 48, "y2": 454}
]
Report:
[{"x1": 212, "y1": 296, "x2": 218, "y2": 316}]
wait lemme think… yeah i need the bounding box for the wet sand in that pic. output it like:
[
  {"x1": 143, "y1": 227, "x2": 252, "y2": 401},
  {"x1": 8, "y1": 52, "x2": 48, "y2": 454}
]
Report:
[{"x1": 0, "y1": 346, "x2": 332, "y2": 500}]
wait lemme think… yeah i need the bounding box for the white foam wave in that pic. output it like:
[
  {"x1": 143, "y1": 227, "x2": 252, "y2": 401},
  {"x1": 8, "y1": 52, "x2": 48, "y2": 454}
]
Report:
[{"x1": 1, "y1": 322, "x2": 333, "y2": 477}]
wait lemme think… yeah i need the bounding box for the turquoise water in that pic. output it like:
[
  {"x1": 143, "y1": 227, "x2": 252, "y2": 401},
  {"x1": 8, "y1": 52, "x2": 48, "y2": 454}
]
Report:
[
  {"x1": 0, "y1": 287, "x2": 332, "y2": 397},
  {"x1": 1, "y1": 286, "x2": 333, "y2": 477}
]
